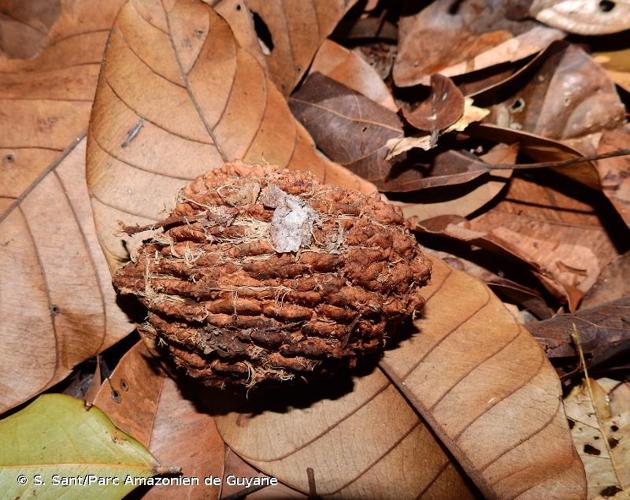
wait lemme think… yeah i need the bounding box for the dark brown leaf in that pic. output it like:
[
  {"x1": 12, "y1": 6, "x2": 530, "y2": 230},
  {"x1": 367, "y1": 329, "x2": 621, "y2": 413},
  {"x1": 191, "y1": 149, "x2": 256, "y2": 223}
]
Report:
[
  {"x1": 402, "y1": 74, "x2": 464, "y2": 132},
  {"x1": 527, "y1": 296, "x2": 630, "y2": 370},
  {"x1": 289, "y1": 72, "x2": 403, "y2": 187}
]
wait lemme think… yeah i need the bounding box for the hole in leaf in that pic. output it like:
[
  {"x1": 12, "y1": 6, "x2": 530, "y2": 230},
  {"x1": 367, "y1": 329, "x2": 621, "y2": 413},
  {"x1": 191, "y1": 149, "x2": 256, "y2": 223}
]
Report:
[
  {"x1": 583, "y1": 444, "x2": 601, "y2": 455},
  {"x1": 599, "y1": 1, "x2": 615, "y2": 12},
  {"x1": 448, "y1": 0, "x2": 464, "y2": 15},
  {"x1": 3, "y1": 153, "x2": 15, "y2": 163},
  {"x1": 252, "y1": 10, "x2": 274, "y2": 54},
  {"x1": 510, "y1": 98, "x2": 525, "y2": 112},
  {"x1": 111, "y1": 389, "x2": 121, "y2": 403},
  {"x1": 120, "y1": 378, "x2": 129, "y2": 392}
]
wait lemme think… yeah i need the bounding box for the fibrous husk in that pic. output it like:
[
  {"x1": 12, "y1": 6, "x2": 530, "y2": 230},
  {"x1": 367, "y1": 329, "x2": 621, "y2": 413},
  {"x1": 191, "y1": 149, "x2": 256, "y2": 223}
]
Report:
[{"x1": 113, "y1": 162, "x2": 431, "y2": 388}]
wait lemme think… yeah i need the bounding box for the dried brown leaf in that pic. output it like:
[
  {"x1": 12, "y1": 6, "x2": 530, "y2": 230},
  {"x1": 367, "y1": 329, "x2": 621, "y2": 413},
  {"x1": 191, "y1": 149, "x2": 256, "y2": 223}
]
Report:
[
  {"x1": 242, "y1": 0, "x2": 358, "y2": 95},
  {"x1": 593, "y1": 48, "x2": 630, "y2": 93},
  {"x1": 402, "y1": 74, "x2": 464, "y2": 132},
  {"x1": 0, "y1": 0, "x2": 60, "y2": 58},
  {"x1": 486, "y1": 44, "x2": 625, "y2": 141},
  {"x1": 594, "y1": 127, "x2": 630, "y2": 228},
  {"x1": 531, "y1": 0, "x2": 630, "y2": 35},
  {"x1": 380, "y1": 254, "x2": 586, "y2": 498},
  {"x1": 583, "y1": 252, "x2": 630, "y2": 309},
  {"x1": 214, "y1": 368, "x2": 475, "y2": 498},
  {"x1": 289, "y1": 72, "x2": 403, "y2": 187},
  {"x1": 93, "y1": 342, "x2": 225, "y2": 500},
  {"x1": 394, "y1": 0, "x2": 564, "y2": 87},
  {"x1": 310, "y1": 39, "x2": 397, "y2": 111},
  {"x1": 86, "y1": 0, "x2": 374, "y2": 271},
  {"x1": 527, "y1": 296, "x2": 630, "y2": 368},
  {"x1": 0, "y1": 139, "x2": 130, "y2": 414}
]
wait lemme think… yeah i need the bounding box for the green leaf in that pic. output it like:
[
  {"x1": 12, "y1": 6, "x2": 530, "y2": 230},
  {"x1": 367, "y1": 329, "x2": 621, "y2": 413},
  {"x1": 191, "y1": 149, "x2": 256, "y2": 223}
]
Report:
[{"x1": 0, "y1": 393, "x2": 159, "y2": 499}]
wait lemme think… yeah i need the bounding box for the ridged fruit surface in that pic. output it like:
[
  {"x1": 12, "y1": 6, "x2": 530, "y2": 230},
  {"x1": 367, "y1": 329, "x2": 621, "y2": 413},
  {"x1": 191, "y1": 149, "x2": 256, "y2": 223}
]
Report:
[{"x1": 113, "y1": 162, "x2": 431, "y2": 387}]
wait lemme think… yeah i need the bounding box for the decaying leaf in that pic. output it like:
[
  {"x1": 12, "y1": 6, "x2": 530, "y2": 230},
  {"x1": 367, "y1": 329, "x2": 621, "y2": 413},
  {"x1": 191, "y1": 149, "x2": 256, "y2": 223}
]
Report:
[
  {"x1": 564, "y1": 378, "x2": 629, "y2": 497},
  {"x1": 380, "y1": 254, "x2": 586, "y2": 498},
  {"x1": 242, "y1": 0, "x2": 358, "y2": 95},
  {"x1": 402, "y1": 74, "x2": 465, "y2": 132},
  {"x1": 413, "y1": 174, "x2": 621, "y2": 308},
  {"x1": 87, "y1": 0, "x2": 373, "y2": 271},
  {"x1": 583, "y1": 252, "x2": 630, "y2": 309},
  {"x1": 0, "y1": 139, "x2": 130, "y2": 414},
  {"x1": 0, "y1": 393, "x2": 158, "y2": 498},
  {"x1": 394, "y1": 0, "x2": 564, "y2": 87},
  {"x1": 213, "y1": 367, "x2": 475, "y2": 498},
  {"x1": 486, "y1": 44, "x2": 625, "y2": 141},
  {"x1": 527, "y1": 296, "x2": 630, "y2": 369},
  {"x1": 530, "y1": 0, "x2": 630, "y2": 35},
  {"x1": 93, "y1": 342, "x2": 225, "y2": 500},
  {"x1": 310, "y1": 39, "x2": 397, "y2": 111},
  {"x1": 289, "y1": 72, "x2": 403, "y2": 187}
]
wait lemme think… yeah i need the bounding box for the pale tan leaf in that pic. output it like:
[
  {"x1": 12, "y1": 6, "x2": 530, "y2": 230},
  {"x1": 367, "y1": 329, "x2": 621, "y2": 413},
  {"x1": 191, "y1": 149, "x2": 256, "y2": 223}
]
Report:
[
  {"x1": 564, "y1": 378, "x2": 629, "y2": 497},
  {"x1": 310, "y1": 39, "x2": 397, "y2": 111},
  {"x1": 214, "y1": 368, "x2": 475, "y2": 498},
  {"x1": 0, "y1": 138, "x2": 130, "y2": 414},
  {"x1": 93, "y1": 341, "x2": 225, "y2": 500},
  {"x1": 380, "y1": 254, "x2": 587, "y2": 498},
  {"x1": 243, "y1": 0, "x2": 358, "y2": 95},
  {"x1": 530, "y1": 0, "x2": 630, "y2": 35},
  {"x1": 87, "y1": 0, "x2": 374, "y2": 271}
]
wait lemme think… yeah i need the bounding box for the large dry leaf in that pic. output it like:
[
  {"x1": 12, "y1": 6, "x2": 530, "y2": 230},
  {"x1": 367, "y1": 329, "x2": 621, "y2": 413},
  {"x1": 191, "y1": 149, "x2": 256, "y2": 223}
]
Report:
[
  {"x1": 0, "y1": 0, "x2": 125, "y2": 193},
  {"x1": 310, "y1": 39, "x2": 397, "y2": 111},
  {"x1": 380, "y1": 254, "x2": 586, "y2": 498},
  {"x1": 87, "y1": 0, "x2": 373, "y2": 270},
  {"x1": 564, "y1": 378, "x2": 629, "y2": 497},
  {"x1": 530, "y1": 0, "x2": 630, "y2": 35},
  {"x1": 289, "y1": 72, "x2": 403, "y2": 188},
  {"x1": 393, "y1": 0, "x2": 564, "y2": 87},
  {"x1": 214, "y1": 367, "x2": 475, "y2": 498},
  {"x1": 240, "y1": 0, "x2": 358, "y2": 95},
  {"x1": 93, "y1": 341, "x2": 225, "y2": 500},
  {"x1": 0, "y1": 138, "x2": 130, "y2": 414}
]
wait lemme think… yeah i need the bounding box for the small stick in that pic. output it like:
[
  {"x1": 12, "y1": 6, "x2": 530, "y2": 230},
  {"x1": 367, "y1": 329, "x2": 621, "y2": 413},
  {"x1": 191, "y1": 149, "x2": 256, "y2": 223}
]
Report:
[
  {"x1": 485, "y1": 148, "x2": 630, "y2": 170},
  {"x1": 571, "y1": 323, "x2": 623, "y2": 489}
]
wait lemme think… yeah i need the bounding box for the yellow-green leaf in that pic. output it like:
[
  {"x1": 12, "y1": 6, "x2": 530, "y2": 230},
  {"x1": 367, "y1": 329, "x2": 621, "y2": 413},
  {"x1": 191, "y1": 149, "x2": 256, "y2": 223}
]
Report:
[{"x1": 0, "y1": 393, "x2": 158, "y2": 499}]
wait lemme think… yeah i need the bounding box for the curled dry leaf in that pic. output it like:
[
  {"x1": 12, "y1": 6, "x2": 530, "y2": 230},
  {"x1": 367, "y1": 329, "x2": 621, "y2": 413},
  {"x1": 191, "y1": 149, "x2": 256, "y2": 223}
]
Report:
[
  {"x1": 289, "y1": 72, "x2": 403, "y2": 188},
  {"x1": 414, "y1": 175, "x2": 621, "y2": 309},
  {"x1": 92, "y1": 342, "x2": 225, "y2": 500},
  {"x1": 527, "y1": 296, "x2": 630, "y2": 370},
  {"x1": 583, "y1": 251, "x2": 630, "y2": 309},
  {"x1": 486, "y1": 44, "x2": 625, "y2": 142},
  {"x1": 87, "y1": 0, "x2": 373, "y2": 271},
  {"x1": 380, "y1": 254, "x2": 586, "y2": 498},
  {"x1": 0, "y1": 139, "x2": 130, "y2": 414},
  {"x1": 394, "y1": 142, "x2": 515, "y2": 219},
  {"x1": 530, "y1": 0, "x2": 630, "y2": 35},
  {"x1": 310, "y1": 39, "x2": 397, "y2": 112},
  {"x1": 214, "y1": 368, "x2": 475, "y2": 498},
  {"x1": 242, "y1": 0, "x2": 358, "y2": 95},
  {"x1": 402, "y1": 74, "x2": 464, "y2": 132},
  {"x1": 393, "y1": 0, "x2": 564, "y2": 87},
  {"x1": 564, "y1": 378, "x2": 629, "y2": 497}
]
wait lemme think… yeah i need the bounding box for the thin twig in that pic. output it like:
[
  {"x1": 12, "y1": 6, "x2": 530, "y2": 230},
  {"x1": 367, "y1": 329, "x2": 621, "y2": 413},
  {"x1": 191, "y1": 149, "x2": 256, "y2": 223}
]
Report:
[
  {"x1": 571, "y1": 323, "x2": 623, "y2": 490},
  {"x1": 485, "y1": 148, "x2": 630, "y2": 170}
]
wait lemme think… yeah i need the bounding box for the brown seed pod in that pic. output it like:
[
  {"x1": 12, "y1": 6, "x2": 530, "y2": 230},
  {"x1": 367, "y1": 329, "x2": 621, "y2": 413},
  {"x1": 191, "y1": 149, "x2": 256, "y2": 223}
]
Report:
[{"x1": 113, "y1": 162, "x2": 431, "y2": 388}]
